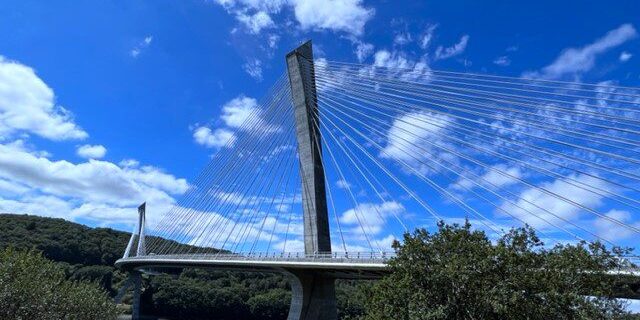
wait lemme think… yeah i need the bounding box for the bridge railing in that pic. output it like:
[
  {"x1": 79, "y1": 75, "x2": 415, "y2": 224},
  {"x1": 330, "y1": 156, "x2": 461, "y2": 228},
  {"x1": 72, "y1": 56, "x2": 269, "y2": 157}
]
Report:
[{"x1": 123, "y1": 251, "x2": 396, "y2": 263}]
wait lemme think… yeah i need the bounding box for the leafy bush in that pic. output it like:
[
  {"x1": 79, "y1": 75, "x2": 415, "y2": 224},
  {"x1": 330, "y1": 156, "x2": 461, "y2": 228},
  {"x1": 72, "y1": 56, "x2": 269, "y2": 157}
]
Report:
[{"x1": 0, "y1": 247, "x2": 119, "y2": 320}]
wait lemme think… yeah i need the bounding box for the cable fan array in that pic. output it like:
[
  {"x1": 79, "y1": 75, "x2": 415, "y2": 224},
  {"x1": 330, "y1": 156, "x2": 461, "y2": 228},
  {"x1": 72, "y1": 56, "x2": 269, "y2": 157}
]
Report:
[{"x1": 145, "y1": 58, "x2": 640, "y2": 257}]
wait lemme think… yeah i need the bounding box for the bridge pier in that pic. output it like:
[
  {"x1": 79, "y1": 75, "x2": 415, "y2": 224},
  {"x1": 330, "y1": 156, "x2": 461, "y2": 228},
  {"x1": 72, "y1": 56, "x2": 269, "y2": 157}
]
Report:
[{"x1": 285, "y1": 270, "x2": 337, "y2": 320}]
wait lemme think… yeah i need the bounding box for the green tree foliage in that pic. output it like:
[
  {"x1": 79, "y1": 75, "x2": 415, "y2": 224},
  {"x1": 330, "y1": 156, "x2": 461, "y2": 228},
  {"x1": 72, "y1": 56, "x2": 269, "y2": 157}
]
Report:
[
  {"x1": 363, "y1": 221, "x2": 634, "y2": 320},
  {"x1": 247, "y1": 288, "x2": 291, "y2": 320},
  {"x1": 0, "y1": 247, "x2": 119, "y2": 320}
]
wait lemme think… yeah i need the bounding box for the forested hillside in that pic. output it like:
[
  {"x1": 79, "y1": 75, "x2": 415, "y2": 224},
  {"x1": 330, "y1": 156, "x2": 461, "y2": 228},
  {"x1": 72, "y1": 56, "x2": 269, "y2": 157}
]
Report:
[{"x1": 0, "y1": 214, "x2": 369, "y2": 319}]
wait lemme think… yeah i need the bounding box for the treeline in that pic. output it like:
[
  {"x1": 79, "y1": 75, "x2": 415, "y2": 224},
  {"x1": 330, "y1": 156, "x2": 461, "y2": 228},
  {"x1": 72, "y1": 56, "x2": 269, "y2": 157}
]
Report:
[{"x1": 0, "y1": 214, "x2": 369, "y2": 319}]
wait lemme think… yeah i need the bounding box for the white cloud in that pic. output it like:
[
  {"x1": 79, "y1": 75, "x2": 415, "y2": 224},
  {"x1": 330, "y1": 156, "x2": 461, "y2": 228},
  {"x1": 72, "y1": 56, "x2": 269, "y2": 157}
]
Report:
[
  {"x1": 0, "y1": 141, "x2": 188, "y2": 227},
  {"x1": 220, "y1": 95, "x2": 259, "y2": 128},
  {"x1": 119, "y1": 159, "x2": 140, "y2": 168},
  {"x1": 619, "y1": 51, "x2": 633, "y2": 62},
  {"x1": 192, "y1": 94, "x2": 278, "y2": 149},
  {"x1": 214, "y1": 0, "x2": 374, "y2": 37},
  {"x1": 267, "y1": 34, "x2": 280, "y2": 49},
  {"x1": 0, "y1": 56, "x2": 87, "y2": 141},
  {"x1": 336, "y1": 178, "x2": 351, "y2": 189},
  {"x1": 130, "y1": 36, "x2": 153, "y2": 58},
  {"x1": 0, "y1": 55, "x2": 189, "y2": 230},
  {"x1": 393, "y1": 32, "x2": 412, "y2": 46},
  {"x1": 370, "y1": 50, "x2": 432, "y2": 81},
  {"x1": 0, "y1": 178, "x2": 29, "y2": 195},
  {"x1": 242, "y1": 59, "x2": 263, "y2": 81},
  {"x1": 76, "y1": 144, "x2": 107, "y2": 159},
  {"x1": 289, "y1": 0, "x2": 374, "y2": 36},
  {"x1": 452, "y1": 164, "x2": 522, "y2": 192},
  {"x1": 434, "y1": 35, "x2": 469, "y2": 60},
  {"x1": 493, "y1": 55, "x2": 511, "y2": 66},
  {"x1": 523, "y1": 24, "x2": 637, "y2": 79},
  {"x1": 214, "y1": 0, "x2": 287, "y2": 13},
  {"x1": 236, "y1": 11, "x2": 274, "y2": 34},
  {"x1": 192, "y1": 127, "x2": 236, "y2": 148},
  {"x1": 381, "y1": 111, "x2": 453, "y2": 164},
  {"x1": 340, "y1": 201, "x2": 404, "y2": 236},
  {"x1": 354, "y1": 41, "x2": 374, "y2": 62},
  {"x1": 419, "y1": 24, "x2": 438, "y2": 49},
  {"x1": 593, "y1": 209, "x2": 640, "y2": 241},
  {"x1": 221, "y1": 95, "x2": 279, "y2": 132},
  {"x1": 498, "y1": 174, "x2": 609, "y2": 229}
]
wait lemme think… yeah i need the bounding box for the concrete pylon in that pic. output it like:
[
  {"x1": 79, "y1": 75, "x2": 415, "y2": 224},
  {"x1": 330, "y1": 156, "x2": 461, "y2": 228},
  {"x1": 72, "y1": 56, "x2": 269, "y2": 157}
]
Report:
[
  {"x1": 136, "y1": 202, "x2": 146, "y2": 256},
  {"x1": 286, "y1": 40, "x2": 337, "y2": 320},
  {"x1": 123, "y1": 202, "x2": 147, "y2": 259}
]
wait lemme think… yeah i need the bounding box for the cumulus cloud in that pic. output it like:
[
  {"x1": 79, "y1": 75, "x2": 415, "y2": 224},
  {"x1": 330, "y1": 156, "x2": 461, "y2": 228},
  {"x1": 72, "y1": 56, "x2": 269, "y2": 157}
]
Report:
[
  {"x1": 340, "y1": 201, "x2": 404, "y2": 236},
  {"x1": 76, "y1": 144, "x2": 107, "y2": 159},
  {"x1": 192, "y1": 94, "x2": 278, "y2": 149},
  {"x1": 220, "y1": 95, "x2": 259, "y2": 128},
  {"x1": 434, "y1": 35, "x2": 469, "y2": 60},
  {"x1": 497, "y1": 174, "x2": 608, "y2": 229},
  {"x1": 192, "y1": 127, "x2": 236, "y2": 148},
  {"x1": 0, "y1": 141, "x2": 188, "y2": 227},
  {"x1": 289, "y1": 0, "x2": 374, "y2": 36},
  {"x1": 523, "y1": 24, "x2": 637, "y2": 79},
  {"x1": 130, "y1": 36, "x2": 153, "y2": 58},
  {"x1": 214, "y1": 0, "x2": 374, "y2": 37},
  {"x1": 381, "y1": 111, "x2": 453, "y2": 163},
  {"x1": 0, "y1": 56, "x2": 87, "y2": 141},
  {"x1": 0, "y1": 55, "x2": 189, "y2": 231}
]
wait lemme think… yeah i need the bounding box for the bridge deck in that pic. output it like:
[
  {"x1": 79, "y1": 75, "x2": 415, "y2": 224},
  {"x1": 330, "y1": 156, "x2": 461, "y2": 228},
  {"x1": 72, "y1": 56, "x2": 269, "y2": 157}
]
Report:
[{"x1": 116, "y1": 253, "x2": 392, "y2": 279}]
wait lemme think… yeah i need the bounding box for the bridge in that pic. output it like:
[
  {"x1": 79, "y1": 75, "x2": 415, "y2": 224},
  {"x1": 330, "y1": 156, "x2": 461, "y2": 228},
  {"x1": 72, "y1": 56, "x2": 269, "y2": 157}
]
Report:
[{"x1": 116, "y1": 41, "x2": 640, "y2": 319}]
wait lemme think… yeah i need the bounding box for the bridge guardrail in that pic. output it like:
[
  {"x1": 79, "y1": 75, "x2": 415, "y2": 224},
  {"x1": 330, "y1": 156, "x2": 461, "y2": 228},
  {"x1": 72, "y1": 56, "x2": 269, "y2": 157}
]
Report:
[{"x1": 124, "y1": 251, "x2": 396, "y2": 264}]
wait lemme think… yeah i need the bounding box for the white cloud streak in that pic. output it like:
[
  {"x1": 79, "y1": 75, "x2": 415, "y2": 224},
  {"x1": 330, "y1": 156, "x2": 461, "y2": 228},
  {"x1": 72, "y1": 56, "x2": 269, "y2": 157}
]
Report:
[
  {"x1": 523, "y1": 24, "x2": 637, "y2": 79},
  {"x1": 435, "y1": 35, "x2": 469, "y2": 60}
]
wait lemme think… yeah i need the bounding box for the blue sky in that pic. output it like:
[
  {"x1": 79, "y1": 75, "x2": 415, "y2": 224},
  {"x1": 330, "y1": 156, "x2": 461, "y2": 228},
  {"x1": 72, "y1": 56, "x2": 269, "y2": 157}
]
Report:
[{"x1": 0, "y1": 0, "x2": 639, "y2": 259}]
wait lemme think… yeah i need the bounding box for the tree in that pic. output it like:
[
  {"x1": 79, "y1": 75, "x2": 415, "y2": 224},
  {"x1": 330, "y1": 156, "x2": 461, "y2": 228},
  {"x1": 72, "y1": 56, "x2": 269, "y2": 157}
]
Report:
[
  {"x1": 0, "y1": 247, "x2": 119, "y2": 320},
  {"x1": 247, "y1": 288, "x2": 291, "y2": 319},
  {"x1": 363, "y1": 221, "x2": 634, "y2": 320}
]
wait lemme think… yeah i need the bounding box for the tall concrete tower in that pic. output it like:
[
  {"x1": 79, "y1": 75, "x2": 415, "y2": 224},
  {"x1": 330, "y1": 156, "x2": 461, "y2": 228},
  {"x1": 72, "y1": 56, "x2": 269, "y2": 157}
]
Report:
[
  {"x1": 286, "y1": 40, "x2": 332, "y2": 255},
  {"x1": 286, "y1": 40, "x2": 337, "y2": 320}
]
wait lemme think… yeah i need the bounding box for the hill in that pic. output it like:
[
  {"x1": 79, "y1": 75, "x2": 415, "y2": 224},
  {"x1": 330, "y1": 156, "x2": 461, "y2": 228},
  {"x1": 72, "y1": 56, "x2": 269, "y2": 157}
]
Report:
[{"x1": 0, "y1": 214, "x2": 368, "y2": 319}]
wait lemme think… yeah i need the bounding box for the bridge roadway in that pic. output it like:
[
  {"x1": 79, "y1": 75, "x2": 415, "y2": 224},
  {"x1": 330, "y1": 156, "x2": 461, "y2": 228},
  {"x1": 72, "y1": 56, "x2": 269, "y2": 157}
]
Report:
[{"x1": 115, "y1": 252, "x2": 392, "y2": 279}]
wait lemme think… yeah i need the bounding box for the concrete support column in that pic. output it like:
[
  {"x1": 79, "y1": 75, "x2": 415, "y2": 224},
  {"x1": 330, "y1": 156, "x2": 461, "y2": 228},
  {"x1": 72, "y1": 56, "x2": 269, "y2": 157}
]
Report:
[
  {"x1": 285, "y1": 269, "x2": 337, "y2": 320},
  {"x1": 131, "y1": 271, "x2": 142, "y2": 320}
]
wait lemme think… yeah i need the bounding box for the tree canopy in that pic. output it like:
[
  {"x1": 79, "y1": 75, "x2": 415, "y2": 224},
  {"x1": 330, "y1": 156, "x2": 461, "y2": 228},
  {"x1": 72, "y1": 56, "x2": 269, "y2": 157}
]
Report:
[
  {"x1": 0, "y1": 247, "x2": 119, "y2": 320},
  {"x1": 362, "y1": 221, "x2": 636, "y2": 320}
]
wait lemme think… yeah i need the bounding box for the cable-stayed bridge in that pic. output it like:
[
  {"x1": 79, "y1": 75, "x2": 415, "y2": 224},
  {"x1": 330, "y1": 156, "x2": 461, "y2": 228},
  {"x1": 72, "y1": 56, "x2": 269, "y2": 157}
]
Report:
[{"x1": 116, "y1": 41, "x2": 640, "y2": 319}]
